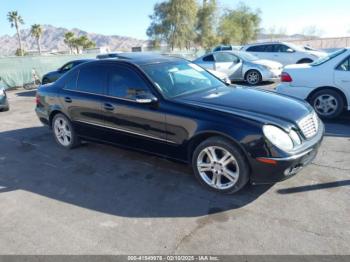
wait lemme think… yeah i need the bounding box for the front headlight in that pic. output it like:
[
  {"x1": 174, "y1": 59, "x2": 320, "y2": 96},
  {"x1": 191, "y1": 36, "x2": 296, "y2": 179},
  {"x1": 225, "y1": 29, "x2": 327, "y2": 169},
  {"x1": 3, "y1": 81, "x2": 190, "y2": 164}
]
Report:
[{"x1": 263, "y1": 125, "x2": 294, "y2": 151}]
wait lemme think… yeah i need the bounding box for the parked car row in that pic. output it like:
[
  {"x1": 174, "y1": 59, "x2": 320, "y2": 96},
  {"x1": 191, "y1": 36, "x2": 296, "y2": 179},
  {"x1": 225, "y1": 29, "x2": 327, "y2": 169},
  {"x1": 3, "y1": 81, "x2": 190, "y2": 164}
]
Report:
[
  {"x1": 276, "y1": 48, "x2": 350, "y2": 119},
  {"x1": 194, "y1": 51, "x2": 283, "y2": 85}
]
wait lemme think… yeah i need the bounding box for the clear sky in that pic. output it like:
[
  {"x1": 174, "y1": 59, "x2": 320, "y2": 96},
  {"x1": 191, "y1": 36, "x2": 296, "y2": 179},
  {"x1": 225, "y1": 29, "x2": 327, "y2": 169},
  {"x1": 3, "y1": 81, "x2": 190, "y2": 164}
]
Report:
[{"x1": 1, "y1": 0, "x2": 349, "y2": 39}]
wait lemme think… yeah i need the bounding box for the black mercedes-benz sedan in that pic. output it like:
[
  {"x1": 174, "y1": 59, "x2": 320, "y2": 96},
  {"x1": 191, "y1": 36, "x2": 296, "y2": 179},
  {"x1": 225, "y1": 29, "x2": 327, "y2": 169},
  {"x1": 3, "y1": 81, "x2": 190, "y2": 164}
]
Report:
[
  {"x1": 42, "y1": 59, "x2": 94, "y2": 84},
  {"x1": 35, "y1": 53, "x2": 324, "y2": 194}
]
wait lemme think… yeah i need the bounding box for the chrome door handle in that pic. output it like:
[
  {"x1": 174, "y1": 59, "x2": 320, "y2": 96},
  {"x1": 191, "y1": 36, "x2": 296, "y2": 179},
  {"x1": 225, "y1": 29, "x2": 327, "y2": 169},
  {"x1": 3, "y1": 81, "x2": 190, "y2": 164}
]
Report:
[
  {"x1": 103, "y1": 103, "x2": 115, "y2": 111},
  {"x1": 64, "y1": 97, "x2": 72, "y2": 103}
]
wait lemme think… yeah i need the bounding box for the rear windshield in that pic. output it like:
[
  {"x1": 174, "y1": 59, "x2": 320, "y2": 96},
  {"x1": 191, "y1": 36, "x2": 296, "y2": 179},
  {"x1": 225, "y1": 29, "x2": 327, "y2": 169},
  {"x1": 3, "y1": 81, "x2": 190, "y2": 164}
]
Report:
[{"x1": 311, "y1": 49, "x2": 347, "y2": 66}]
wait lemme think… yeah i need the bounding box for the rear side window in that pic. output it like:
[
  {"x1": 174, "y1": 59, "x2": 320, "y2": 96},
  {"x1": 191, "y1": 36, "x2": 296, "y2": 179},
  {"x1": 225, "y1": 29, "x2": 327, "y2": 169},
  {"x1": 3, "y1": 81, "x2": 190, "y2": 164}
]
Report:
[
  {"x1": 203, "y1": 55, "x2": 214, "y2": 62},
  {"x1": 264, "y1": 45, "x2": 275, "y2": 52},
  {"x1": 246, "y1": 45, "x2": 265, "y2": 52},
  {"x1": 107, "y1": 65, "x2": 151, "y2": 100},
  {"x1": 64, "y1": 70, "x2": 78, "y2": 90},
  {"x1": 337, "y1": 57, "x2": 350, "y2": 71},
  {"x1": 76, "y1": 65, "x2": 107, "y2": 95}
]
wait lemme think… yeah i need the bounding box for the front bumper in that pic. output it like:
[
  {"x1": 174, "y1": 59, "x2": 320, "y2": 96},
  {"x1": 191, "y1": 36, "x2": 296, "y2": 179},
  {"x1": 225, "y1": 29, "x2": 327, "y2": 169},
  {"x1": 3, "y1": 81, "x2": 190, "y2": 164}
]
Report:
[{"x1": 250, "y1": 122, "x2": 324, "y2": 184}]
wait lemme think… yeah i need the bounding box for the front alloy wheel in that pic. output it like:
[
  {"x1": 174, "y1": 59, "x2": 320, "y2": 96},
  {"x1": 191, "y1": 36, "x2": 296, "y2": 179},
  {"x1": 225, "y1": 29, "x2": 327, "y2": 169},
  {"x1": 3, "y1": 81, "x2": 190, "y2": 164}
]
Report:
[
  {"x1": 192, "y1": 137, "x2": 249, "y2": 194},
  {"x1": 245, "y1": 70, "x2": 262, "y2": 85},
  {"x1": 197, "y1": 146, "x2": 239, "y2": 190}
]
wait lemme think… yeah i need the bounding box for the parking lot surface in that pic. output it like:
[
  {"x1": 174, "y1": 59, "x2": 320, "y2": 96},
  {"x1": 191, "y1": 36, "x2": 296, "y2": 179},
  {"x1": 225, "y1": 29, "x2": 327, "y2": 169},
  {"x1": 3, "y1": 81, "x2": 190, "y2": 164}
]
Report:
[{"x1": 0, "y1": 88, "x2": 349, "y2": 255}]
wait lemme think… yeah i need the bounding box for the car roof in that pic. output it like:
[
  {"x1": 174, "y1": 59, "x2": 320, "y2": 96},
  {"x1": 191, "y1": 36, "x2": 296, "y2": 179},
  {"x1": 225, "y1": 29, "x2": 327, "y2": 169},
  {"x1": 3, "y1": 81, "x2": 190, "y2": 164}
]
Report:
[
  {"x1": 245, "y1": 41, "x2": 287, "y2": 47},
  {"x1": 94, "y1": 52, "x2": 184, "y2": 66},
  {"x1": 73, "y1": 59, "x2": 95, "y2": 63}
]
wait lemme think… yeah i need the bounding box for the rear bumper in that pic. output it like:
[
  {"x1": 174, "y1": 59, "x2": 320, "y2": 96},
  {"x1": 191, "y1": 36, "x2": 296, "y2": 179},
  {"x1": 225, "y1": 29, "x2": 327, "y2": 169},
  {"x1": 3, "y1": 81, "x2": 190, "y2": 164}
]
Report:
[
  {"x1": 276, "y1": 83, "x2": 312, "y2": 100},
  {"x1": 35, "y1": 106, "x2": 50, "y2": 125},
  {"x1": 250, "y1": 122, "x2": 324, "y2": 184}
]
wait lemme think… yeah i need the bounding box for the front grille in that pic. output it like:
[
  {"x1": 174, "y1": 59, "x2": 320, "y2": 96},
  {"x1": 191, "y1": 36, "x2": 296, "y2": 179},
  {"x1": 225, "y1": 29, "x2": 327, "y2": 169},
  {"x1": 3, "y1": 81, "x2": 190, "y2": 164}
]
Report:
[{"x1": 298, "y1": 113, "x2": 319, "y2": 139}]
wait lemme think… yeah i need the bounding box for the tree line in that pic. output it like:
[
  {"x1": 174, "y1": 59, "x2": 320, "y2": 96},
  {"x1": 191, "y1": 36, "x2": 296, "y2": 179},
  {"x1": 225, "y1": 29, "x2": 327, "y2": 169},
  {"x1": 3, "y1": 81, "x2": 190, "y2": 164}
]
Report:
[
  {"x1": 146, "y1": 0, "x2": 261, "y2": 50},
  {"x1": 6, "y1": 11, "x2": 96, "y2": 56}
]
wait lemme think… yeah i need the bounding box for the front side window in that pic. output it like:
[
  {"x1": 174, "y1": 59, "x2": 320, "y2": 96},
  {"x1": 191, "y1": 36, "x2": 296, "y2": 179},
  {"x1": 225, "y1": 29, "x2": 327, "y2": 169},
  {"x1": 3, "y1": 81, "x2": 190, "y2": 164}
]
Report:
[
  {"x1": 275, "y1": 44, "x2": 293, "y2": 53},
  {"x1": 142, "y1": 62, "x2": 226, "y2": 98},
  {"x1": 337, "y1": 57, "x2": 350, "y2": 71},
  {"x1": 64, "y1": 70, "x2": 79, "y2": 90},
  {"x1": 107, "y1": 65, "x2": 151, "y2": 99},
  {"x1": 76, "y1": 65, "x2": 107, "y2": 94},
  {"x1": 214, "y1": 53, "x2": 238, "y2": 63}
]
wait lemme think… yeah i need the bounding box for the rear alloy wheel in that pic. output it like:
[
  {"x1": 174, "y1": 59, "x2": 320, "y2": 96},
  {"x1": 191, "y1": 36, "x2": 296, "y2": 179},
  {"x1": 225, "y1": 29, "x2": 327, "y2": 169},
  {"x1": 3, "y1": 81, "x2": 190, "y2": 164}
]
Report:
[
  {"x1": 310, "y1": 89, "x2": 344, "y2": 119},
  {"x1": 192, "y1": 137, "x2": 249, "y2": 194},
  {"x1": 245, "y1": 70, "x2": 262, "y2": 85},
  {"x1": 52, "y1": 114, "x2": 80, "y2": 149}
]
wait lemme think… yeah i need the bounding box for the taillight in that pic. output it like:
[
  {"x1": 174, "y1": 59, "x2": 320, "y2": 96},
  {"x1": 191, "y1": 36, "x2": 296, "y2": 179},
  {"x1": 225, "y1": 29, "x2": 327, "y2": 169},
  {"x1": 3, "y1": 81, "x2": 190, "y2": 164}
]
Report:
[
  {"x1": 281, "y1": 72, "x2": 293, "y2": 82},
  {"x1": 35, "y1": 94, "x2": 40, "y2": 105}
]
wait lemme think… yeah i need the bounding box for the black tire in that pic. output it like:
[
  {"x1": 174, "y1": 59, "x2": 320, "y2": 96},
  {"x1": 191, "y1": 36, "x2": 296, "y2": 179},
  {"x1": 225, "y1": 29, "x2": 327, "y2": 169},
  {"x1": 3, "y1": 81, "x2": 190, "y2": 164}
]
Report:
[
  {"x1": 192, "y1": 136, "x2": 250, "y2": 194},
  {"x1": 310, "y1": 89, "x2": 344, "y2": 119},
  {"x1": 297, "y1": 58, "x2": 313, "y2": 64},
  {"x1": 51, "y1": 113, "x2": 80, "y2": 149},
  {"x1": 245, "y1": 70, "x2": 262, "y2": 86}
]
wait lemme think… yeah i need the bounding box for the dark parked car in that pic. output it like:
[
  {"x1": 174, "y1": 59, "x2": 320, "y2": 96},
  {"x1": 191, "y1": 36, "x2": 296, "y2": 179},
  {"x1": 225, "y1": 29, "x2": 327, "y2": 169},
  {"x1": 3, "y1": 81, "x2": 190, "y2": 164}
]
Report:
[
  {"x1": 42, "y1": 59, "x2": 94, "y2": 84},
  {"x1": 0, "y1": 78, "x2": 10, "y2": 112},
  {"x1": 35, "y1": 53, "x2": 324, "y2": 194},
  {"x1": 0, "y1": 86, "x2": 9, "y2": 112}
]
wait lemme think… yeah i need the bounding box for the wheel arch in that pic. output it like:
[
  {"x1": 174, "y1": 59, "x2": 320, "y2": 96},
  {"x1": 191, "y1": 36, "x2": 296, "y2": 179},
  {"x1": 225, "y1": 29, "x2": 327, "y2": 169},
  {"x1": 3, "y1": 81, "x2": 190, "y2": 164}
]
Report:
[
  {"x1": 187, "y1": 131, "x2": 251, "y2": 165},
  {"x1": 306, "y1": 86, "x2": 348, "y2": 109},
  {"x1": 49, "y1": 110, "x2": 70, "y2": 128}
]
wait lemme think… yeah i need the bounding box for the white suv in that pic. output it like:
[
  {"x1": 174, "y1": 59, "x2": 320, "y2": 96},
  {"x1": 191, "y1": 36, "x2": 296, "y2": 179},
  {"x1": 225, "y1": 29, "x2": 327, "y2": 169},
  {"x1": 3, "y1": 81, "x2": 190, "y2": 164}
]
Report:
[{"x1": 242, "y1": 42, "x2": 327, "y2": 66}]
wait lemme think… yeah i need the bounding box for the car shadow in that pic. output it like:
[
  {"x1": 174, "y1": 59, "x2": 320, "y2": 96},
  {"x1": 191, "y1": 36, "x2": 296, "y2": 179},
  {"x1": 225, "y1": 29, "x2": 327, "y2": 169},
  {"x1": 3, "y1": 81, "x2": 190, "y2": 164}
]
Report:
[
  {"x1": 276, "y1": 180, "x2": 350, "y2": 194},
  {"x1": 0, "y1": 126, "x2": 272, "y2": 218},
  {"x1": 323, "y1": 111, "x2": 350, "y2": 138},
  {"x1": 15, "y1": 90, "x2": 37, "y2": 97}
]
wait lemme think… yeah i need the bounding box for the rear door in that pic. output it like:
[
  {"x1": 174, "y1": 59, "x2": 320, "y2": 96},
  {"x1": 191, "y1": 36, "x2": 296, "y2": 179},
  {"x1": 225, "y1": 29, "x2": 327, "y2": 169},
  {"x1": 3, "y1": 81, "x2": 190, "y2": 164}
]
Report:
[
  {"x1": 196, "y1": 54, "x2": 215, "y2": 70},
  {"x1": 60, "y1": 64, "x2": 108, "y2": 138},
  {"x1": 246, "y1": 44, "x2": 267, "y2": 60},
  {"x1": 334, "y1": 56, "x2": 350, "y2": 103},
  {"x1": 213, "y1": 52, "x2": 243, "y2": 79}
]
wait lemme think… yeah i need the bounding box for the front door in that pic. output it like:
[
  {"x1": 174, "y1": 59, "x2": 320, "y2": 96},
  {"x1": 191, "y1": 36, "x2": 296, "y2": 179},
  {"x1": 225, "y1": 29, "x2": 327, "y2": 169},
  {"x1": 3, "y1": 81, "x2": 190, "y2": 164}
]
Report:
[
  {"x1": 101, "y1": 64, "x2": 167, "y2": 147},
  {"x1": 213, "y1": 52, "x2": 243, "y2": 80}
]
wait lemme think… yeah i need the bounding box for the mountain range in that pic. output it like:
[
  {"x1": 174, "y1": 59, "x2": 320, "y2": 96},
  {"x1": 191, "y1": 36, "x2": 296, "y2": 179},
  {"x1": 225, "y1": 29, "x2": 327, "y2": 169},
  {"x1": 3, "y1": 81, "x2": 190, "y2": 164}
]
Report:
[{"x1": 0, "y1": 25, "x2": 147, "y2": 56}]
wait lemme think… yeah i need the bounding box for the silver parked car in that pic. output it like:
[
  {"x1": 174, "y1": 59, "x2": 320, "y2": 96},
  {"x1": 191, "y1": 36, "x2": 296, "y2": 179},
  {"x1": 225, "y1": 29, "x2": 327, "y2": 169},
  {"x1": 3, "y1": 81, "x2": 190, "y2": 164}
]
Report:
[{"x1": 194, "y1": 51, "x2": 283, "y2": 85}]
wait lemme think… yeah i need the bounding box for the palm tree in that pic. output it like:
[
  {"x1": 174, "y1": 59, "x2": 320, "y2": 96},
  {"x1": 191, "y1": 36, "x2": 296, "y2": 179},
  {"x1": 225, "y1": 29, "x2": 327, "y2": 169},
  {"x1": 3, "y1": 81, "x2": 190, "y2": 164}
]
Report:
[
  {"x1": 64, "y1": 32, "x2": 75, "y2": 54},
  {"x1": 7, "y1": 11, "x2": 25, "y2": 56},
  {"x1": 30, "y1": 24, "x2": 43, "y2": 55}
]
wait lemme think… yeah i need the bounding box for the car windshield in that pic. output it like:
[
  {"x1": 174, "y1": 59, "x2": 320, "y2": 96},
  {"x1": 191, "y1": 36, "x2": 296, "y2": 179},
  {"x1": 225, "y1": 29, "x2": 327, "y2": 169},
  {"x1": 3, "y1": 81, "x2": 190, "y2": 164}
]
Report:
[
  {"x1": 237, "y1": 52, "x2": 259, "y2": 61},
  {"x1": 310, "y1": 49, "x2": 347, "y2": 66},
  {"x1": 142, "y1": 61, "x2": 226, "y2": 98}
]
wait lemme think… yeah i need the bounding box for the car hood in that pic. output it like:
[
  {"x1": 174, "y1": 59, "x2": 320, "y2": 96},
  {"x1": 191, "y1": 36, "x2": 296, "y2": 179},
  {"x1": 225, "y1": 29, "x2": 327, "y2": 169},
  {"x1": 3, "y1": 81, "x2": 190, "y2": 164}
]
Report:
[
  {"x1": 253, "y1": 59, "x2": 283, "y2": 69},
  {"x1": 175, "y1": 86, "x2": 312, "y2": 129}
]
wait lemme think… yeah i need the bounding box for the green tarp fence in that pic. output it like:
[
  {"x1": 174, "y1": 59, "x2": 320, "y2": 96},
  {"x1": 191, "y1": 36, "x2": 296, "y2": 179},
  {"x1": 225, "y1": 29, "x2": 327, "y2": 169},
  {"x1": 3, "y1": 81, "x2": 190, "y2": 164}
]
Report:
[{"x1": 0, "y1": 54, "x2": 97, "y2": 89}]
